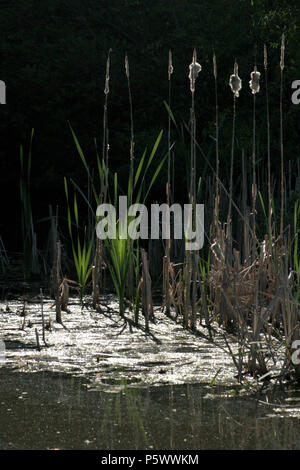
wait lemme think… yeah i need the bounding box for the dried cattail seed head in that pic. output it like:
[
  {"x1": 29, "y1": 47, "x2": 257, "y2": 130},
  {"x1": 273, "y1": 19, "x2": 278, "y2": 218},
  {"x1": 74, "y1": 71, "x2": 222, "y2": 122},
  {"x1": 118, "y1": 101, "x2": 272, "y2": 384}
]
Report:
[
  {"x1": 229, "y1": 62, "x2": 242, "y2": 97},
  {"x1": 264, "y1": 44, "x2": 268, "y2": 70},
  {"x1": 213, "y1": 52, "x2": 217, "y2": 79},
  {"x1": 188, "y1": 48, "x2": 202, "y2": 93},
  {"x1": 125, "y1": 54, "x2": 129, "y2": 79},
  {"x1": 280, "y1": 33, "x2": 285, "y2": 71},
  {"x1": 104, "y1": 49, "x2": 112, "y2": 95},
  {"x1": 168, "y1": 50, "x2": 173, "y2": 81},
  {"x1": 249, "y1": 66, "x2": 261, "y2": 94}
]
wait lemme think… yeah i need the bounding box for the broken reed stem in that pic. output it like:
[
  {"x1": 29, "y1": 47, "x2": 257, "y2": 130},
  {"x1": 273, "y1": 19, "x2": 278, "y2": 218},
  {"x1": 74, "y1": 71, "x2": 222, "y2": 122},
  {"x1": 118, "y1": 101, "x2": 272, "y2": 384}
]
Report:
[
  {"x1": 60, "y1": 278, "x2": 69, "y2": 311},
  {"x1": 163, "y1": 254, "x2": 168, "y2": 308},
  {"x1": 196, "y1": 261, "x2": 210, "y2": 328},
  {"x1": 55, "y1": 240, "x2": 62, "y2": 323},
  {"x1": 184, "y1": 252, "x2": 191, "y2": 328},
  {"x1": 21, "y1": 300, "x2": 26, "y2": 330},
  {"x1": 35, "y1": 328, "x2": 41, "y2": 352},
  {"x1": 141, "y1": 249, "x2": 151, "y2": 332},
  {"x1": 191, "y1": 252, "x2": 197, "y2": 330},
  {"x1": 92, "y1": 239, "x2": 101, "y2": 309},
  {"x1": 40, "y1": 287, "x2": 48, "y2": 347}
]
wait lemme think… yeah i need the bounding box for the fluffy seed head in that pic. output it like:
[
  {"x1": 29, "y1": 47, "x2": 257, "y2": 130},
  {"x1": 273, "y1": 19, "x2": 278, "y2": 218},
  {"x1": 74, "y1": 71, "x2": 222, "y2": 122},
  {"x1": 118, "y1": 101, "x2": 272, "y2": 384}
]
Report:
[
  {"x1": 104, "y1": 49, "x2": 112, "y2": 95},
  {"x1": 280, "y1": 33, "x2": 285, "y2": 71},
  {"x1": 188, "y1": 48, "x2": 202, "y2": 93},
  {"x1": 264, "y1": 44, "x2": 268, "y2": 70},
  {"x1": 125, "y1": 54, "x2": 129, "y2": 79},
  {"x1": 249, "y1": 66, "x2": 261, "y2": 94},
  {"x1": 229, "y1": 62, "x2": 242, "y2": 97},
  {"x1": 213, "y1": 52, "x2": 217, "y2": 79},
  {"x1": 168, "y1": 50, "x2": 173, "y2": 81}
]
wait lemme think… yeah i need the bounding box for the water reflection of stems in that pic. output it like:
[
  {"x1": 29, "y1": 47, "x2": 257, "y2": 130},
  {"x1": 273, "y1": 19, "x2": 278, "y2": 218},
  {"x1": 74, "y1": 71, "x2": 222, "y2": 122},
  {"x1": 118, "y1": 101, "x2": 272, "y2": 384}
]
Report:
[
  {"x1": 123, "y1": 380, "x2": 149, "y2": 448},
  {"x1": 98, "y1": 379, "x2": 150, "y2": 449}
]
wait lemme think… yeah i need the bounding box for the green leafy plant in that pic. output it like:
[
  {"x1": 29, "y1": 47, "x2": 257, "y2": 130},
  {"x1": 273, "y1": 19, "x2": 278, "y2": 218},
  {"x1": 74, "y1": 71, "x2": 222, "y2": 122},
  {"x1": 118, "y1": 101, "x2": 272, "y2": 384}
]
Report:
[
  {"x1": 64, "y1": 177, "x2": 93, "y2": 304},
  {"x1": 101, "y1": 130, "x2": 166, "y2": 317},
  {"x1": 68, "y1": 125, "x2": 166, "y2": 316}
]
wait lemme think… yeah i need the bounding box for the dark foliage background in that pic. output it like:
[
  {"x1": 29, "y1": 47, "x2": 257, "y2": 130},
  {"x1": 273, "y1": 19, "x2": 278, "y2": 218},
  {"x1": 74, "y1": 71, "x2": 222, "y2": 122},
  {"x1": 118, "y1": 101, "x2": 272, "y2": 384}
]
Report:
[{"x1": 0, "y1": 0, "x2": 299, "y2": 251}]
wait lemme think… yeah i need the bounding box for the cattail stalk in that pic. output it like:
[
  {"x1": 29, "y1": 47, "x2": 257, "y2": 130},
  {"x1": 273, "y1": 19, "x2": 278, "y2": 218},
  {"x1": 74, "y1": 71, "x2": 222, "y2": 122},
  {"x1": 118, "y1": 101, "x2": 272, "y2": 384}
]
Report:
[
  {"x1": 167, "y1": 49, "x2": 173, "y2": 205},
  {"x1": 249, "y1": 65, "x2": 260, "y2": 258},
  {"x1": 165, "y1": 50, "x2": 173, "y2": 317},
  {"x1": 252, "y1": 91, "x2": 257, "y2": 250},
  {"x1": 280, "y1": 33, "x2": 285, "y2": 240},
  {"x1": 55, "y1": 241, "x2": 62, "y2": 324},
  {"x1": 93, "y1": 49, "x2": 111, "y2": 307},
  {"x1": 187, "y1": 48, "x2": 201, "y2": 329},
  {"x1": 213, "y1": 52, "x2": 220, "y2": 228},
  {"x1": 264, "y1": 44, "x2": 272, "y2": 241},
  {"x1": 227, "y1": 62, "x2": 241, "y2": 257},
  {"x1": 103, "y1": 49, "x2": 112, "y2": 202},
  {"x1": 125, "y1": 53, "x2": 135, "y2": 207},
  {"x1": 125, "y1": 53, "x2": 135, "y2": 300},
  {"x1": 227, "y1": 94, "x2": 236, "y2": 254}
]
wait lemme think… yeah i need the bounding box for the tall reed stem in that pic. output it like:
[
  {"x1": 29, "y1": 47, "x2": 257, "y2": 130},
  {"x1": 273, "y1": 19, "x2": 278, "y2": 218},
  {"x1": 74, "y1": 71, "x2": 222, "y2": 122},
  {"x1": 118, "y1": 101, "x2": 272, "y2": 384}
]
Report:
[
  {"x1": 252, "y1": 92, "x2": 257, "y2": 259},
  {"x1": 125, "y1": 53, "x2": 135, "y2": 208},
  {"x1": 264, "y1": 44, "x2": 272, "y2": 241},
  {"x1": 227, "y1": 94, "x2": 236, "y2": 257},
  {"x1": 227, "y1": 61, "x2": 241, "y2": 251},
  {"x1": 92, "y1": 51, "x2": 112, "y2": 308},
  {"x1": 187, "y1": 48, "x2": 201, "y2": 329},
  {"x1": 165, "y1": 50, "x2": 173, "y2": 317},
  {"x1": 125, "y1": 53, "x2": 135, "y2": 300},
  {"x1": 213, "y1": 51, "x2": 219, "y2": 228},
  {"x1": 103, "y1": 49, "x2": 112, "y2": 202},
  {"x1": 280, "y1": 33, "x2": 285, "y2": 240}
]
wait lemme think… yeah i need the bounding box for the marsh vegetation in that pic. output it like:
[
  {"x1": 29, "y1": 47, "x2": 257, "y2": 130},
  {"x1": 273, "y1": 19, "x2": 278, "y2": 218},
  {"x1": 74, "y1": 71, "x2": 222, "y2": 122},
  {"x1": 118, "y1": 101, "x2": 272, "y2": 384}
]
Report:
[{"x1": 1, "y1": 33, "x2": 299, "y2": 393}]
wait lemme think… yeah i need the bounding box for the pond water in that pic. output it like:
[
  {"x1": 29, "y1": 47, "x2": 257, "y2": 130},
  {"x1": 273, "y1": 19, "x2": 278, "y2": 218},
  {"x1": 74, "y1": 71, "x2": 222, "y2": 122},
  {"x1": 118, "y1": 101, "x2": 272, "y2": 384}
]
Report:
[
  {"x1": 1, "y1": 369, "x2": 300, "y2": 450},
  {"x1": 0, "y1": 297, "x2": 299, "y2": 450}
]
